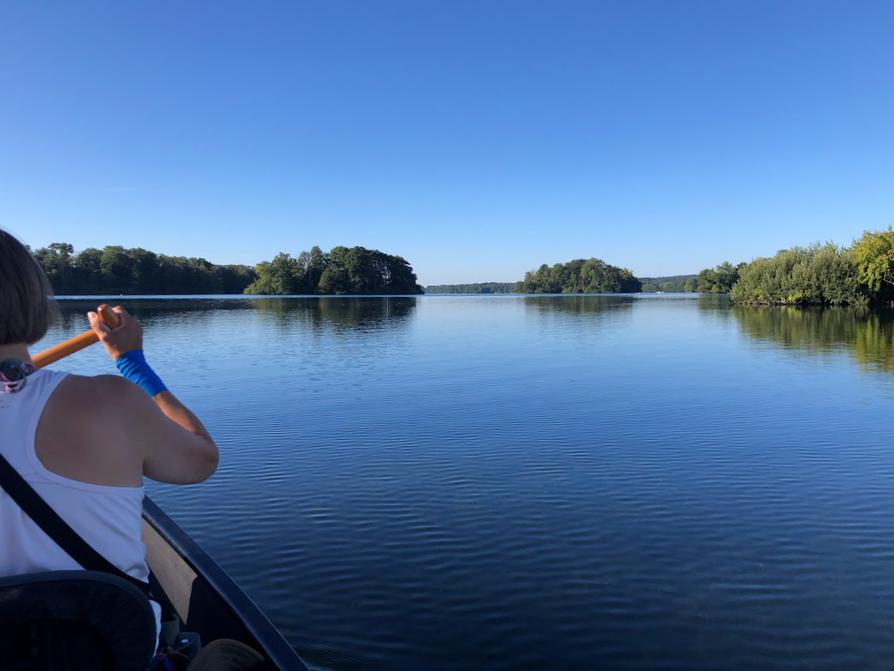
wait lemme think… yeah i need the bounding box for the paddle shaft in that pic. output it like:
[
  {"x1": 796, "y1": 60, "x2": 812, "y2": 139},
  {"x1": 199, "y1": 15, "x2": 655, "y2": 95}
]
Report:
[{"x1": 32, "y1": 304, "x2": 120, "y2": 369}]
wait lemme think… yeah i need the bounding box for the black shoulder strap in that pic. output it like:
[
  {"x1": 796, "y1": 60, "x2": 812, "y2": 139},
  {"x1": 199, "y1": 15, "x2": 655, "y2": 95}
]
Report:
[{"x1": 0, "y1": 453, "x2": 151, "y2": 597}]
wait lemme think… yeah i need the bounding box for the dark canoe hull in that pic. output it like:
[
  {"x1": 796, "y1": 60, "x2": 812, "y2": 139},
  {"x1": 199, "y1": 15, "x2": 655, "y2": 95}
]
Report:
[{"x1": 141, "y1": 497, "x2": 309, "y2": 671}]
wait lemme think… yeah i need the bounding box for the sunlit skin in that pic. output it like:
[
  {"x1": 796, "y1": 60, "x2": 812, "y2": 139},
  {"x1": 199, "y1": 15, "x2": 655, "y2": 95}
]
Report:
[{"x1": 3, "y1": 306, "x2": 218, "y2": 488}]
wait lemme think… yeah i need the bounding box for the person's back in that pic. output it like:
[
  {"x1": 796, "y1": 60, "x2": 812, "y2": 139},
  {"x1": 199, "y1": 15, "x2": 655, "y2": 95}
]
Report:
[
  {"x1": 0, "y1": 368, "x2": 150, "y2": 582},
  {"x1": 0, "y1": 228, "x2": 220, "y2": 649}
]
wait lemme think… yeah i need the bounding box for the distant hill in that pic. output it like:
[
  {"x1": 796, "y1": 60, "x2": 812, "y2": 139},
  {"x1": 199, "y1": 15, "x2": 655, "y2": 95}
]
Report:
[
  {"x1": 638, "y1": 275, "x2": 698, "y2": 292},
  {"x1": 425, "y1": 282, "x2": 517, "y2": 294}
]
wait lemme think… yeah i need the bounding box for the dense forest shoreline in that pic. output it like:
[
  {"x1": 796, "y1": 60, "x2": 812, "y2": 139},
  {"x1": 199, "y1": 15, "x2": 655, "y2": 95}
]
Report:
[
  {"x1": 694, "y1": 228, "x2": 894, "y2": 306},
  {"x1": 32, "y1": 243, "x2": 423, "y2": 296},
  {"x1": 31, "y1": 227, "x2": 894, "y2": 305}
]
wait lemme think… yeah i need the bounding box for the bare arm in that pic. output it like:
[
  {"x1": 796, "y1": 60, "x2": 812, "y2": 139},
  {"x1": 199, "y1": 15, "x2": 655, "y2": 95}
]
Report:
[
  {"x1": 152, "y1": 390, "x2": 213, "y2": 444},
  {"x1": 88, "y1": 307, "x2": 219, "y2": 484},
  {"x1": 145, "y1": 390, "x2": 218, "y2": 483}
]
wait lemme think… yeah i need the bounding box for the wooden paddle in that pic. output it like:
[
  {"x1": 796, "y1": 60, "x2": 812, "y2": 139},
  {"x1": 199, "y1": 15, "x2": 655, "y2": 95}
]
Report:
[{"x1": 32, "y1": 304, "x2": 121, "y2": 369}]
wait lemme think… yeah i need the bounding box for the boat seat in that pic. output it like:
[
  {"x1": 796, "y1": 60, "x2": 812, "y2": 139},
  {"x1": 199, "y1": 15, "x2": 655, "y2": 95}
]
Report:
[{"x1": 0, "y1": 570, "x2": 157, "y2": 671}]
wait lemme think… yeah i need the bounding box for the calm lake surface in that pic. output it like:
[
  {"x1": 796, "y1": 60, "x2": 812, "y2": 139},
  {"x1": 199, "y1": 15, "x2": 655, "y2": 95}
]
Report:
[{"x1": 37, "y1": 294, "x2": 894, "y2": 670}]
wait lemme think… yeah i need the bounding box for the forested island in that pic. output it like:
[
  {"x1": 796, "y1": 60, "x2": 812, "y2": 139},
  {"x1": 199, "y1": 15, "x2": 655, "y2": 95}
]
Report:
[
  {"x1": 518, "y1": 258, "x2": 642, "y2": 293},
  {"x1": 515, "y1": 261, "x2": 733, "y2": 295},
  {"x1": 31, "y1": 243, "x2": 422, "y2": 295},
  {"x1": 246, "y1": 246, "x2": 422, "y2": 294}
]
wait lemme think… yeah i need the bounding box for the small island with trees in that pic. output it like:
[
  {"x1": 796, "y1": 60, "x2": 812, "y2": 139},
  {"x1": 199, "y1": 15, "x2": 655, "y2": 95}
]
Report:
[
  {"x1": 516, "y1": 258, "x2": 641, "y2": 293},
  {"x1": 245, "y1": 246, "x2": 423, "y2": 295}
]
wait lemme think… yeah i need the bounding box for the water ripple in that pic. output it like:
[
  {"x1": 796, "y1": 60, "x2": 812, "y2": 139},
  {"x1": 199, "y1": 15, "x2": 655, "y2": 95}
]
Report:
[{"x1": 37, "y1": 296, "x2": 894, "y2": 670}]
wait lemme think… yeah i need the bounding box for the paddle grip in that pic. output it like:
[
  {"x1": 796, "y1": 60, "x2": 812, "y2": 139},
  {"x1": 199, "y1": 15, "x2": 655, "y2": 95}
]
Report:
[{"x1": 32, "y1": 304, "x2": 121, "y2": 370}]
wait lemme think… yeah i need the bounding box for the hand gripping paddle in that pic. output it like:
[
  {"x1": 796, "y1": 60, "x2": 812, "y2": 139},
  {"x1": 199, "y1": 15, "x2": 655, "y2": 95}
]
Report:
[{"x1": 32, "y1": 304, "x2": 121, "y2": 369}]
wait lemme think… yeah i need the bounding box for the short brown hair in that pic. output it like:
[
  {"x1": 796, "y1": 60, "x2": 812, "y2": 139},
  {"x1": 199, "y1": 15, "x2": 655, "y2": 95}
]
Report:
[{"x1": 0, "y1": 230, "x2": 57, "y2": 345}]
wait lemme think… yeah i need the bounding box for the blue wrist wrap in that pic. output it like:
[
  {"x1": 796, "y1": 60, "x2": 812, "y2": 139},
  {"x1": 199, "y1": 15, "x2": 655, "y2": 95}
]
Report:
[{"x1": 115, "y1": 349, "x2": 168, "y2": 397}]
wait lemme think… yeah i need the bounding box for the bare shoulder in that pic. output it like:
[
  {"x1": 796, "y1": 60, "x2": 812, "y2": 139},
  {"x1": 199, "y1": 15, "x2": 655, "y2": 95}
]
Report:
[
  {"x1": 58, "y1": 373, "x2": 141, "y2": 403},
  {"x1": 37, "y1": 373, "x2": 147, "y2": 487},
  {"x1": 43, "y1": 372, "x2": 218, "y2": 486},
  {"x1": 53, "y1": 374, "x2": 155, "y2": 420}
]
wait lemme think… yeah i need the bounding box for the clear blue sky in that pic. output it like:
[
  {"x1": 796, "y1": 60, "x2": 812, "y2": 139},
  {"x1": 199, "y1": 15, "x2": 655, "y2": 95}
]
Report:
[{"x1": 3, "y1": 1, "x2": 893, "y2": 285}]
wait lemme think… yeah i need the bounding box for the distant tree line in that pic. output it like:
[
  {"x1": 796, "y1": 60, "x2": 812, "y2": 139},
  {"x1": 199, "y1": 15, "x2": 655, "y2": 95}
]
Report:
[
  {"x1": 699, "y1": 228, "x2": 894, "y2": 306},
  {"x1": 32, "y1": 243, "x2": 256, "y2": 295},
  {"x1": 31, "y1": 243, "x2": 422, "y2": 295},
  {"x1": 425, "y1": 282, "x2": 517, "y2": 294},
  {"x1": 518, "y1": 258, "x2": 642, "y2": 293},
  {"x1": 34, "y1": 227, "x2": 894, "y2": 304},
  {"x1": 639, "y1": 275, "x2": 698, "y2": 292}
]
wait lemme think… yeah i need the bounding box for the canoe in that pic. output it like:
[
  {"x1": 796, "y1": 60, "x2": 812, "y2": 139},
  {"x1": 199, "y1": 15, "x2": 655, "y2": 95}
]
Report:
[{"x1": 142, "y1": 497, "x2": 309, "y2": 671}]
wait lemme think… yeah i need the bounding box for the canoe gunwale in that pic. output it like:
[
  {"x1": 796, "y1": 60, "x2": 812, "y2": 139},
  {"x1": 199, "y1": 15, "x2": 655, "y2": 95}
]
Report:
[{"x1": 142, "y1": 497, "x2": 309, "y2": 671}]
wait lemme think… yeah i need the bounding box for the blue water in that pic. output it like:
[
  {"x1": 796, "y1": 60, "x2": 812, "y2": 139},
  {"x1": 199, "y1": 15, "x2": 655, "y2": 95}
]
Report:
[{"x1": 38, "y1": 294, "x2": 894, "y2": 670}]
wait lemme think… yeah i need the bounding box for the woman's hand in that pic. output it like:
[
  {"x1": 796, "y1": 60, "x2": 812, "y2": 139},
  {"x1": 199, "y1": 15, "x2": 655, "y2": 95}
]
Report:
[{"x1": 87, "y1": 306, "x2": 143, "y2": 361}]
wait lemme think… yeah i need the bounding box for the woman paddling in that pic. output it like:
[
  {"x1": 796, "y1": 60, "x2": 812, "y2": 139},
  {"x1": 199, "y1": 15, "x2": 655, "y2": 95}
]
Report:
[{"x1": 0, "y1": 229, "x2": 260, "y2": 670}]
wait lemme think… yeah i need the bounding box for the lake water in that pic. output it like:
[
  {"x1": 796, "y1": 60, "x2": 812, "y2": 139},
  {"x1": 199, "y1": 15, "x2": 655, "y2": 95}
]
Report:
[{"x1": 36, "y1": 294, "x2": 894, "y2": 670}]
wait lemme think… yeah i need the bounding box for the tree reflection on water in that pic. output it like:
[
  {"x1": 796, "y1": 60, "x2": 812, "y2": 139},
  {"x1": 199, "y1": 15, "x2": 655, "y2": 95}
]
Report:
[{"x1": 730, "y1": 304, "x2": 894, "y2": 373}]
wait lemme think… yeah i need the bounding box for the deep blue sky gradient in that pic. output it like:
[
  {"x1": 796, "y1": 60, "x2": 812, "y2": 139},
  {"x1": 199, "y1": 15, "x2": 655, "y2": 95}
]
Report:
[{"x1": 3, "y1": 1, "x2": 893, "y2": 284}]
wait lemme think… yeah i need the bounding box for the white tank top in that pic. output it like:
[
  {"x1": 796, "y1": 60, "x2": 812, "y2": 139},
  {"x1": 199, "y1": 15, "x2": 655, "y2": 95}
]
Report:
[{"x1": 0, "y1": 368, "x2": 161, "y2": 634}]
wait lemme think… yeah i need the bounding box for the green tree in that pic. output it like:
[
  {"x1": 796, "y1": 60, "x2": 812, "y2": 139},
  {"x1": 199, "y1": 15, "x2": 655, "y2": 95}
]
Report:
[
  {"x1": 100, "y1": 246, "x2": 133, "y2": 294},
  {"x1": 318, "y1": 247, "x2": 353, "y2": 294},
  {"x1": 730, "y1": 244, "x2": 865, "y2": 306},
  {"x1": 33, "y1": 243, "x2": 75, "y2": 294},
  {"x1": 696, "y1": 262, "x2": 740, "y2": 293},
  {"x1": 301, "y1": 246, "x2": 329, "y2": 292},
  {"x1": 216, "y1": 264, "x2": 257, "y2": 294},
  {"x1": 851, "y1": 227, "x2": 894, "y2": 302},
  {"x1": 128, "y1": 248, "x2": 159, "y2": 292},
  {"x1": 73, "y1": 247, "x2": 103, "y2": 293},
  {"x1": 384, "y1": 254, "x2": 425, "y2": 294},
  {"x1": 246, "y1": 253, "x2": 303, "y2": 294}
]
